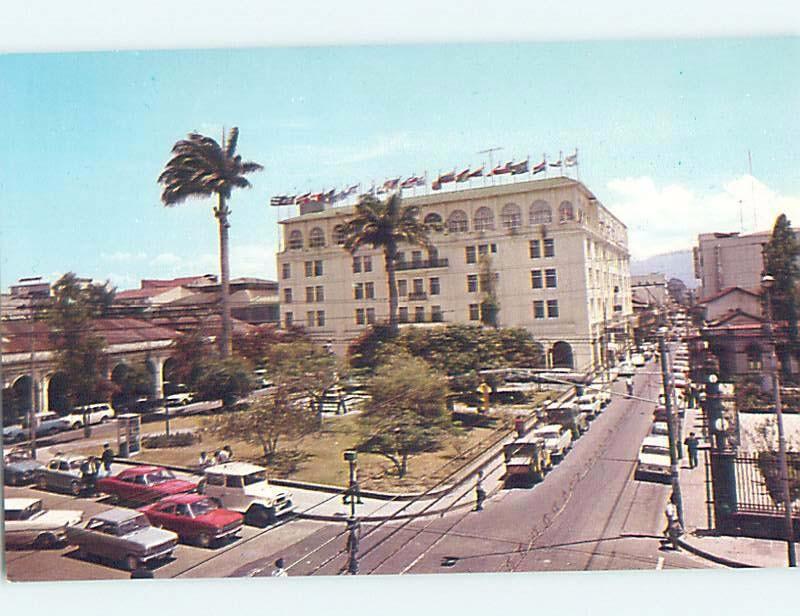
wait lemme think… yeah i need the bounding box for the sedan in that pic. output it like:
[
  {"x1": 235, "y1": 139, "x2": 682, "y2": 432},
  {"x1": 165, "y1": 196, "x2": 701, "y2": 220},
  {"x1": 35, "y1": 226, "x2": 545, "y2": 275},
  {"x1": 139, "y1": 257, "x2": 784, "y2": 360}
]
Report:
[
  {"x1": 5, "y1": 498, "x2": 82, "y2": 549},
  {"x1": 97, "y1": 465, "x2": 199, "y2": 506},
  {"x1": 4, "y1": 456, "x2": 44, "y2": 486},
  {"x1": 139, "y1": 494, "x2": 244, "y2": 548}
]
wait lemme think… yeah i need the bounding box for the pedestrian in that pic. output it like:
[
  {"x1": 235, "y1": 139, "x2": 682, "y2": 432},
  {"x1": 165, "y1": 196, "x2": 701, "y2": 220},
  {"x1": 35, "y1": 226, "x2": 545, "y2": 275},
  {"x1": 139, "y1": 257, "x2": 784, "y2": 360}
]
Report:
[
  {"x1": 271, "y1": 557, "x2": 288, "y2": 577},
  {"x1": 663, "y1": 493, "x2": 681, "y2": 550},
  {"x1": 223, "y1": 445, "x2": 233, "y2": 460},
  {"x1": 131, "y1": 563, "x2": 154, "y2": 579},
  {"x1": 474, "y1": 470, "x2": 486, "y2": 512},
  {"x1": 215, "y1": 448, "x2": 228, "y2": 464},
  {"x1": 100, "y1": 443, "x2": 114, "y2": 477},
  {"x1": 684, "y1": 432, "x2": 700, "y2": 469},
  {"x1": 626, "y1": 377, "x2": 634, "y2": 397},
  {"x1": 81, "y1": 456, "x2": 99, "y2": 496},
  {"x1": 198, "y1": 451, "x2": 210, "y2": 468}
]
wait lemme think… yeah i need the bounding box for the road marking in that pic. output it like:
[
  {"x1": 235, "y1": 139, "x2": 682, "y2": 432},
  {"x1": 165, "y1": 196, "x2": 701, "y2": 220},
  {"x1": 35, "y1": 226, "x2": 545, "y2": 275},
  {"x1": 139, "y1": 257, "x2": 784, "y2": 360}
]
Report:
[{"x1": 656, "y1": 556, "x2": 664, "y2": 570}]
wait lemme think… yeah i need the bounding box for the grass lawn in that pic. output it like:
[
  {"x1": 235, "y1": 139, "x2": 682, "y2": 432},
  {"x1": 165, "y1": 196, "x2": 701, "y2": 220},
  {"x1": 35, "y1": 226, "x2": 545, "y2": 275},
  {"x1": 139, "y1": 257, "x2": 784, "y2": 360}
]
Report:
[{"x1": 83, "y1": 392, "x2": 552, "y2": 492}]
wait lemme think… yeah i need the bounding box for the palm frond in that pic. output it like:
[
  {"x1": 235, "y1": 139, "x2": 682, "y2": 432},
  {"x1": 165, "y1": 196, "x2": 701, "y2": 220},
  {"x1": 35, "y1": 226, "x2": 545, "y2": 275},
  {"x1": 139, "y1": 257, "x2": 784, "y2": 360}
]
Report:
[{"x1": 225, "y1": 127, "x2": 239, "y2": 158}]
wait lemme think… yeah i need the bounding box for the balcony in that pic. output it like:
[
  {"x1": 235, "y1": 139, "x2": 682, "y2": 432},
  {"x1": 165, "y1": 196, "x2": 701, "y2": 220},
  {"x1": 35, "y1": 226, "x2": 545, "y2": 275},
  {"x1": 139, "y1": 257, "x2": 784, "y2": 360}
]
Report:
[
  {"x1": 394, "y1": 258, "x2": 449, "y2": 271},
  {"x1": 408, "y1": 291, "x2": 428, "y2": 301}
]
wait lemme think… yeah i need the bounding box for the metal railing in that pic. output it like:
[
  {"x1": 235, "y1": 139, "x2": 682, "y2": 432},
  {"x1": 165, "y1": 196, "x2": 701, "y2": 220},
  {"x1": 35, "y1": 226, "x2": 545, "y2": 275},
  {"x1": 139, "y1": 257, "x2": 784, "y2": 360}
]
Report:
[
  {"x1": 731, "y1": 452, "x2": 800, "y2": 516},
  {"x1": 394, "y1": 258, "x2": 449, "y2": 271}
]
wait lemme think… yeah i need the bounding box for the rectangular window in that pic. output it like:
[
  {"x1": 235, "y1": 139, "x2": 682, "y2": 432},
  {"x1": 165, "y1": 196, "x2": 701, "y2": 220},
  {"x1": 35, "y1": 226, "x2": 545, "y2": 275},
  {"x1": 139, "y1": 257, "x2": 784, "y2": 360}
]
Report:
[
  {"x1": 355, "y1": 308, "x2": 365, "y2": 325},
  {"x1": 398, "y1": 307, "x2": 409, "y2": 323},
  {"x1": 365, "y1": 282, "x2": 375, "y2": 299},
  {"x1": 545, "y1": 268, "x2": 557, "y2": 288},
  {"x1": 314, "y1": 260, "x2": 323, "y2": 276},
  {"x1": 531, "y1": 270, "x2": 543, "y2": 289},
  {"x1": 412, "y1": 250, "x2": 423, "y2": 266},
  {"x1": 398, "y1": 279, "x2": 408, "y2": 296},
  {"x1": 466, "y1": 246, "x2": 476, "y2": 264},
  {"x1": 533, "y1": 301, "x2": 545, "y2": 319},
  {"x1": 305, "y1": 287, "x2": 315, "y2": 303},
  {"x1": 429, "y1": 277, "x2": 440, "y2": 295},
  {"x1": 431, "y1": 305, "x2": 443, "y2": 322},
  {"x1": 316, "y1": 311, "x2": 325, "y2": 327},
  {"x1": 354, "y1": 283, "x2": 364, "y2": 300},
  {"x1": 469, "y1": 303, "x2": 480, "y2": 321},
  {"x1": 282, "y1": 263, "x2": 291, "y2": 279},
  {"x1": 478, "y1": 244, "x2": 489, "y2": 257},
  {"x1": 285, "y1": 312, "x2": 293, "y2": 327},
  {"x1": 414, "y1": 306, "x2": 425, "y2": 322},
  {"x1": 413, "y1": 278, "x2": 424, "y2": 294},
  {"x1": 353, "y1": 257, "x2": 362, "y2": 273},
  {"x1": 315, "y1": 285, "x2": 324, "y2": 302},
  {"x1": 547, "y1": 299, "x2": 559, "y2": 318},
  {"x1": 396, "y1": 251, "x2": 405, "y2": 264},
  {"x1": 544, "y1": 238, "x2": 555, "y2": 258},
  {"x1": 363, "y1": 256, "x2": 372, "y2": 272},
  {"x1": 529, "y1": 240, "x2": 541, "y2": 259},
  {"x1": 304, "y1": 261, "x2": 313, "y2": 277},
  {"x1": 366, "y1": 307, "x2": 376, "y2": 324},
  {"x1": 467, "y1": 274, "x2": 478, "y2": 293},
  {"x1": 306, "y1": 311, "x2": 315, "y2": 327},
  {"x1": 283, "y1": 288, "x2": 293, "y2": 303}
]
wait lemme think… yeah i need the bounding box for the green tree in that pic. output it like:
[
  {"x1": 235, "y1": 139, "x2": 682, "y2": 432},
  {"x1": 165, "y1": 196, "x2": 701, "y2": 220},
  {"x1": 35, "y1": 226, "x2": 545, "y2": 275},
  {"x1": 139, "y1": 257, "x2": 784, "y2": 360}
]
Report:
[
  {"x1": 763, "y1": 213, "x2": 800, "y2": 340},
  {"x1": 169, "y1": 329, "x2": 215, "y2": 389},
  {"x1": 158, "y1": 127, "x2": 263, "y2": 358},
  {"x1": 359, "y1": 354, "x2": 452, "y2": 478},
  {"x1": 113, "y1": 363, "x2": 152, "y2": 407},
  {"x1": 343, "y1": 193, "x2": 431, "y2": 335},
  {"x1": 194, "y1": 357, "x2": 254, "y2": 406}
]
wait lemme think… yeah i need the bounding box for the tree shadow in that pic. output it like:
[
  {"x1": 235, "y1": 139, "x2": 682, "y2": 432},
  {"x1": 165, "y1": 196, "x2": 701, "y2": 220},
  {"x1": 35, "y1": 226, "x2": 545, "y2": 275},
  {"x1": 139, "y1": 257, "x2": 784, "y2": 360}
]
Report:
[{"x1": 265, "y1": 448, "x2": 314, "y2": 476}]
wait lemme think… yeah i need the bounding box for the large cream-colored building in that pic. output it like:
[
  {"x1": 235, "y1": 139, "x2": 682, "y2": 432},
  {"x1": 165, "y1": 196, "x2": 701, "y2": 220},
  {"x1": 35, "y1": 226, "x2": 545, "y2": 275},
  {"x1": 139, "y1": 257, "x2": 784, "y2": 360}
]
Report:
[{"x1": 276, "y1": 177, "x2": 633, "y2": 373}]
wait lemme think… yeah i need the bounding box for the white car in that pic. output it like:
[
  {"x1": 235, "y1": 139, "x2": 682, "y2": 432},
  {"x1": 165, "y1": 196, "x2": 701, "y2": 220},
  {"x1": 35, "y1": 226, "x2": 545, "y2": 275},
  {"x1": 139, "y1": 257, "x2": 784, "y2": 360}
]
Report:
[
  {"x1": 631, "y1": 353, "x2": 646, "y2": 367},
  {"x1": 60, "y1": 403, "x2": 116, "y2": 430},
  {"x1": 165, "y1": 393, "x2": 195, "y2": 407},
  {"x1": 635, "y1": 435, "x2": 672, "y2": 481},
  {"x1": 618, "y1": 362, "x2": 635, "y2": 377},
  {"x1": 4, "y1": 498, "x2": 82, "y2": 548},
  {"x1": 202, "y1": 462, "x2": 294, "y2": 526},
  {"x1": 589, "y1": 379, "x2": 612, "y2": 406},
  {"x1": 533, "y1": 424, "x2": 573, "y2": 460},
  {"x1": 575, "y1": 395, "x2": 601, "y2": 418},
  {"x1": 650, "y1": 421, "x2": 670, "y2": 437}
]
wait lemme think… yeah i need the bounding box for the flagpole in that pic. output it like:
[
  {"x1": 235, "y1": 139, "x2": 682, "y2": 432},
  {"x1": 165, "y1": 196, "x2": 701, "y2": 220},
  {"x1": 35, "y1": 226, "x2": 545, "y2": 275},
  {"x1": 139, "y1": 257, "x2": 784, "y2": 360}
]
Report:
[
  {"x1": 544, "y1": 153, "x2": 548, "y2": 178},
  {"x1": 575, "y1": 148, "x2": 580, "y2": 183},
  {"x1": 560, "y1": 151, "x2": 564, "y2": 177}
]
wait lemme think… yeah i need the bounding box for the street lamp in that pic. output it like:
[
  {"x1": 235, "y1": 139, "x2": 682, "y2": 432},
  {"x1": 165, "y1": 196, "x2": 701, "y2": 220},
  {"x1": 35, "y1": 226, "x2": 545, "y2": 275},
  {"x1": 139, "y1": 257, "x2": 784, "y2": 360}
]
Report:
[{"x1": 761, "y1": 274, "x2": 797, "y2": 567}]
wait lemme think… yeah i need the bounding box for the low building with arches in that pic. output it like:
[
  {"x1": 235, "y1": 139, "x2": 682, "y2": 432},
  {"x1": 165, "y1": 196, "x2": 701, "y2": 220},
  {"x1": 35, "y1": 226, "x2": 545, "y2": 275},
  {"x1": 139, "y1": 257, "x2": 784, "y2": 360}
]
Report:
[{"x1": 276, "y1": 177, "x2": 634, "y2": 373}]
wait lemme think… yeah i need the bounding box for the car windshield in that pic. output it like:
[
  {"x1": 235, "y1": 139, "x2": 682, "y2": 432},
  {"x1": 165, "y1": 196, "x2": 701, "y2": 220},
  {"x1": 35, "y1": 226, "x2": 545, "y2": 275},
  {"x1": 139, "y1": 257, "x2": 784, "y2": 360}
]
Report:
[
  {"x1": 538, "y1": 430, "x2": 560, "y2": 439},
  {"x1": 145, "y1": 469, "x2": 176, "y2": 484},
  {"x1": 117, "y1": 515, "x2": 150, "y2": 535},
  {"x1": 652, "y1": 425, "x2": 669, "y2": 435},
  {"x1": 641, "y1": 445, "x2": 670, "y2": 456},
  {"x1": 243, "y1": 471, "x2": 266, "y2": 486},
  {"x1": 190, "y1": 499, "x2": 219, "y2": 517}
]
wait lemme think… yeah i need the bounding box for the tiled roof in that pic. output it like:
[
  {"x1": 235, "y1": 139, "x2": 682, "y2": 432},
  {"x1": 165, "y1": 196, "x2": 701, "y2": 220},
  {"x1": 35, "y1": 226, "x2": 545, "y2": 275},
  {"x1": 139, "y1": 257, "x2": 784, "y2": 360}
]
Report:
[{"x1": 698, "y1": 286, "x2": 761, "y2": 305}]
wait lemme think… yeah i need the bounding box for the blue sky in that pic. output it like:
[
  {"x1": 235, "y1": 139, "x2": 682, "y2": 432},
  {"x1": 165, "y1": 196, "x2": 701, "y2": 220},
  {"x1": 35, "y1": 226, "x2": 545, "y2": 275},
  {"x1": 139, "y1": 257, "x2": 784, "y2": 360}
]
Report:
[{"x1": 2, "y1": 37, "x2": 799, "y2": 291}]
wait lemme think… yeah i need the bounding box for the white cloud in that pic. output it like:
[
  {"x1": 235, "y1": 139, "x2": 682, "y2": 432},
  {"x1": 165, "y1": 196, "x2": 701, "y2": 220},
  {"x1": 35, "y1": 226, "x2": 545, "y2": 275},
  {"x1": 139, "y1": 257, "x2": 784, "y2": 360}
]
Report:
[
  {"x1": 229, "y1": 243, "x2": 278, "y2": 280},
  {"x1": 101, "y1": 251, "x2": 147, "y2": 262},
  {"x1": 605, "y1": 175, "x2": 800, "y2": 259}
]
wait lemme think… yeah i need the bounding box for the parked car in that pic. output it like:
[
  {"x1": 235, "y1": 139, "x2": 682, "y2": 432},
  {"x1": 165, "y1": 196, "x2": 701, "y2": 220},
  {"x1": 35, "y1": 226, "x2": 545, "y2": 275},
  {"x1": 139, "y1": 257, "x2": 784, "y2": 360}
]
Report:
[
  {"x1": 165, "y1": 393, "x2": 195, "y2": 407},
  {"x1": 635, "y1": 435, "x2": 672, "y2": 481},
  {"x1": 654, "y1": 405, "x2": 685, "y2": 422},
  {"x1": 60, "y1": 403, "x2": 116, "y2": 430},
  {"x1": 4, "y1": 450, "x2": 44, "y2": 485},
  {"x1": 4, "y1": 413, "x2": 70, "y2": 443},
  {"x1": 575, "y1": 394, "x2": 601, "y2": 418},
  {"x1": 139, "y1": 493, "x2": 244, "y2": 547},
  {"x1": 617, "y1": 362, "x2": 635, "y2": 377},
  {"x1": 35, "y1": 453, "x2": 91, "y2": 495},
  {"x1": 97, "y1": 465, "x2": 199, "y2": 505},
  {"x1": 650, "y1": 421, "x2": 670, "y2": 437},
  {"x1": 67, "y1": 507, "x2": 178, "y2": 571},
  {"x1": 532, "y1": 424, "x2": 573, "y2": 460},
  {"x1": 503, "y1": 438, "x2": 551, "y2": 485},
  {"x1": 590, "y1": 379, "x2": 612, "y2": 406},
  {"x1": 631, "y1": 353, "x2": 646, "y2": 367},
  {"x1": 201, "y1": 462, "x2": 294, "y2": 526},
  {"x1": 5, "y1": 497, "x2": 82, "y2": 549},
  {"x1": 3, "y1": 423, "x2": 29, "y2": 444}
]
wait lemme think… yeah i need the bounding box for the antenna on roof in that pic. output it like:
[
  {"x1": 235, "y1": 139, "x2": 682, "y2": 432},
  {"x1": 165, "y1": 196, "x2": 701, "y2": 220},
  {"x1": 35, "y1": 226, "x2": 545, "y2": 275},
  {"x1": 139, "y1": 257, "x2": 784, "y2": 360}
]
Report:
[{"x1": 748, "y1": 150, "x2": 756, "y2": 230}]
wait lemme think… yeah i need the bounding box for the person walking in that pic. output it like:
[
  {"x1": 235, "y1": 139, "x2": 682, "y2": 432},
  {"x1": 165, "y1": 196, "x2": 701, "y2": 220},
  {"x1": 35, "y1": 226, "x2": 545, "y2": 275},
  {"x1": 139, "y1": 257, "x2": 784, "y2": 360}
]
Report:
[
  {"x1": 100, "y1": 443, "x2": 114, "y2": 477},
  {"x1": 271, "y1": 557, "x2": 288, "y2": 577},
  {"x1": 684, "y1": 432, "x2": 700, "y2": 469},
  {"x1": 474, "y1": 470, "x2": 486, "y2": 511},
  {"x1": 663, "y1": 493, "x2": 681, "y2": 550},
  {"x1": 198, "y1": 451, "x2": 211, "y2": 468},
  {"x1": 82, "y1": 456, "x2": 99, "y2": 496},
  {"x1": 625, "y1": 377, "x2": 634, "y2": 397}
]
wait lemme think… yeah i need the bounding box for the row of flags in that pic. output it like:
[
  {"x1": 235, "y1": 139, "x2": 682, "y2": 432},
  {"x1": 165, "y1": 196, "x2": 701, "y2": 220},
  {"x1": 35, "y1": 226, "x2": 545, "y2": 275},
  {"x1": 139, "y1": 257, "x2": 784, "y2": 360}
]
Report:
[{"x1": 269, "y1": 149, "x2": 579, "y2": 205}]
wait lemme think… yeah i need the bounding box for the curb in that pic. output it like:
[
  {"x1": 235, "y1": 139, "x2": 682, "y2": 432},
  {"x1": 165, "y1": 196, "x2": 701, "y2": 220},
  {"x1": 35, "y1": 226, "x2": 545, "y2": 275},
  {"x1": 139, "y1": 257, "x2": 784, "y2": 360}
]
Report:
[
  {"x1": 675, "y1": 534, "x2": 757, "y2": 568},
  {"x1": 297, "y1": 499, "x2": 477, "y2": 523}
]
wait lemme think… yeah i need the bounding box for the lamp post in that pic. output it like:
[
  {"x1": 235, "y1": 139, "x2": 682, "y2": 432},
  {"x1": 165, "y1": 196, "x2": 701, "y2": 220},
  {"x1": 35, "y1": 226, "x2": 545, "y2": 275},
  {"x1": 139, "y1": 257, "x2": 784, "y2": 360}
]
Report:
[
  {"x1": 343, "y1": 450, "x2": 360, "y2": 574},
  {"x1": 761, "y1": 274, "x2": 797, "y2": 567}
]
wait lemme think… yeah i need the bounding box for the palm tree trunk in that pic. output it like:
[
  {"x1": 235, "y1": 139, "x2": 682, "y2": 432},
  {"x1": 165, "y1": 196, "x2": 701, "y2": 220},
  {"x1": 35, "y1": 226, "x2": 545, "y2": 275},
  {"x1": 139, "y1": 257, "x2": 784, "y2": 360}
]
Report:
[
  {"x1": 384, "y1": 242, "x2": 399, "y2": 336},
  {"x1": 216, "y1": 195, "x2": 233, "y2": 358}
]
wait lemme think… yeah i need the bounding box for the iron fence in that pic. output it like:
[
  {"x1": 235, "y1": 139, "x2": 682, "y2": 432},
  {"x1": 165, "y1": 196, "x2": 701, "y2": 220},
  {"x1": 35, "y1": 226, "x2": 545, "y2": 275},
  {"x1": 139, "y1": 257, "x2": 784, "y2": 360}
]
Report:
[{"x1": 730, "y1": 452, "x2": 800, "y2": 516}]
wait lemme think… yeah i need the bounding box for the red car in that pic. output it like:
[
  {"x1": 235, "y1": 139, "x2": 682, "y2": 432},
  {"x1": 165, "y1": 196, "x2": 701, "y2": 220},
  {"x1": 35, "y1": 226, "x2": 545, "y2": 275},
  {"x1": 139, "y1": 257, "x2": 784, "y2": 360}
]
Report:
[
  {"x1": 97, "y1": 466, "x2": 199, "y2": 506},
  {"x1": 139, "y1": 494, "x2": 244, "y2": 547}
]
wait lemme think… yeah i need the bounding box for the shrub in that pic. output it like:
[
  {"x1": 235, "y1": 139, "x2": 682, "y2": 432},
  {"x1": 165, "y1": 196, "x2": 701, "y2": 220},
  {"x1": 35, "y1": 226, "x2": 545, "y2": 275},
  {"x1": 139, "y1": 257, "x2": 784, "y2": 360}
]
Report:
[{"x1": 142, "y1": 431, "x2": 199, "y2": 449}]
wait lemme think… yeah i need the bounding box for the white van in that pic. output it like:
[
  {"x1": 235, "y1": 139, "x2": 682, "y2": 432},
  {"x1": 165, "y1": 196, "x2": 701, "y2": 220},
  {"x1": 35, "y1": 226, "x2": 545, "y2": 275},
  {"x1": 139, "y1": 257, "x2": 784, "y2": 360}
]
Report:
[{"x1": 60, "y1": 403, "x2": 116, "y2": 430}]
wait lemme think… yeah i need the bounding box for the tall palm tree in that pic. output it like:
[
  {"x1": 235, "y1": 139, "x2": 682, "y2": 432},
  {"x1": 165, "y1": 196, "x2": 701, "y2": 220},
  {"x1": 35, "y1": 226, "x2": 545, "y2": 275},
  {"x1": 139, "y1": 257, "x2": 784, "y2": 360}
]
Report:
[
  {"x1": 343, "y1": 192, "x2": 431, "y2": 335},
  {"x1": 157, "y1": 127, "x2": 263, "y2": 357}
]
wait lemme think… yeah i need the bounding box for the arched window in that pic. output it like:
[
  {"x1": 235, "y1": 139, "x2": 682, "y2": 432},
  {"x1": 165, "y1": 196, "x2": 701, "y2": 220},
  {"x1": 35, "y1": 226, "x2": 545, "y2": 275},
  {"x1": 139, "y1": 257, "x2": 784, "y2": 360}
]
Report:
[
  {"x1": 447, "y1": 209, "x2": 468, "y2": 233},
  {"x1": 288, "y1": 229, "x2": 303, "y2": 250},
  {"x1": 424, "y1": 212, "x2": 443, "y2": 229},
  {"x1": 474, "y1": 207, "x2": 495, "y2": 232},
  {"x1": 745, "y1": 344, "x2": 762, "y2": 371},
  {"x1": 309, "y1": 227, "x2": 325, "y2": 248},
  {"x1": 530, "y1": 200, "x2": 552, "y2": 224},
  {"x1": 333, "y1": 224, "x2": 347, "y2": 245},
  {"x1": 558, "y1": 201, "x2": 574, "y2": 222},
  {"x1": 551, "y1": 341, "x2": 574, "y2": 369},
  {"x1": 501, "y1": 203, "x2": 522, "y2": 230}
]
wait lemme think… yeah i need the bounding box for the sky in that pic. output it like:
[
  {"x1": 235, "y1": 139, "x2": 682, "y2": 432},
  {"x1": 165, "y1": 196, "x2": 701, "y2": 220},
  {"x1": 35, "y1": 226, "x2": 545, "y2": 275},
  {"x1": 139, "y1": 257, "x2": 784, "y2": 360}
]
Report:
[{"x1": 2, "y1": 37, "x2": 799, "y2": 291}]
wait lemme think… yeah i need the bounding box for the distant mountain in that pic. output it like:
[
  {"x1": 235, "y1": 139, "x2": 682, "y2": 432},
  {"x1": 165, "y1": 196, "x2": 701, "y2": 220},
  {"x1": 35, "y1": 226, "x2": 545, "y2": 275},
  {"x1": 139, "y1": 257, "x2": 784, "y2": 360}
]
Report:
[{"x1": 631, "y1": 249, "x2": 697, "y2": 288}]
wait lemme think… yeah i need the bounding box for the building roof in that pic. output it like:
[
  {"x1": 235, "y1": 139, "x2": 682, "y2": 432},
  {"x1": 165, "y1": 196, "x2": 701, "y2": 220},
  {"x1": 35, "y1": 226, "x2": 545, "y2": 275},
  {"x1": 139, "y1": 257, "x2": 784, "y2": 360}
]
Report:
[
  {"x1": 698, "y1": 286, "x2": 762, "y2": 305},
  {"x1": 203, "y1": 461, "x2": 266, "y2": 475}
]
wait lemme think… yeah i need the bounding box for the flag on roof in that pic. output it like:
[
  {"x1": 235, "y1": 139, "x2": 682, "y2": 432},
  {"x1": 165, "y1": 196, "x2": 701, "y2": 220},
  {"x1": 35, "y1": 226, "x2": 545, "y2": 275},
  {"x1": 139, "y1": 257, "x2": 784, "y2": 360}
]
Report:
[
  {"x1": 295, "y1": 192, "x2": 312, "y2": 205},
  {"x1": 322, "y1": 189, "x2": 336, "y2": 203},
  {"x1": 456, "y1": 168, "x2": 472, "y2": 183},
  {"x1": 532, "y1": 159, "x2": 547, "y2": 175},
  {"x1": 401, "y1": 175, "x2": 425, "y2": 188},
  {"x1": 437, "y1": 170, "x2": 456, "y2": 184},
  {"x1": 488, "y1": 161, "x2": 511, "y2": 175},
  {"x1": 565, "y1": 151, "x2": 578, "y2": 167},
  {"x1": 468, "y1": 166, "x2": 485, "y2": 179},
  {"x1": 549, "y1": 158, "x2": 563, "y2": 168},
  {"x1": 510, "y1": 159, "x2": 529, "y2": 175}
]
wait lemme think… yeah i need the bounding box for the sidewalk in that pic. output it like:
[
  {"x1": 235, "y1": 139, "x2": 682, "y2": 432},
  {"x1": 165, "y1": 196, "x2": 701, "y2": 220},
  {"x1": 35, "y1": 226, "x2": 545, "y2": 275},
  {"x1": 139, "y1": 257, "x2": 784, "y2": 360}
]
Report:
[{"x1": 677, "y1": 405, "x2": 794, "y2": 568}]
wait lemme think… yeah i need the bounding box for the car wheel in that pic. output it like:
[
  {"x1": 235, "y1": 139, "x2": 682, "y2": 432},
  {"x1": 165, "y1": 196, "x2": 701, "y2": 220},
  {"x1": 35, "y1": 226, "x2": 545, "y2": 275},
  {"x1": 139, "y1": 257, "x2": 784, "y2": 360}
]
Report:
[
  {"x1": 246, "y1": 506, "x2": 271, "y2": 527},
  {"x1": 69, "y1": 480, "x2": 82, "y2": 496},
  {"x1": 125, "y1": 555, "x2": 141, "y2": 571},
  {"x1": 107, "y1": 494, "x2": 119, "y2": 505},
  {"x1": 100, "y1": 416, "x2": 109, "y2": 424},
  {"x1": 72, "y1": 422, "x2": 82, "y2": 430},
  {"x1": 196, "y1": 533, "x2": 212, "y2": 549},
  {"x1": 33, "y1": 532, "x2": 58, "y2": 550},
  {"x1": 37, "y1": 475, "x2": 48, "y2": 490}
]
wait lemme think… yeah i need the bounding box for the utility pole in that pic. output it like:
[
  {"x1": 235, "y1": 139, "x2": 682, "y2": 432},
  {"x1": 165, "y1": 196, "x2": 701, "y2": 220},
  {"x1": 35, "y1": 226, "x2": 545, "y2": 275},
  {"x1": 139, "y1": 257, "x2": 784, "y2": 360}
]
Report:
[
  {"x1": 20, "y1": 276, "x2": 43, "y2": 459},
  {"x1": 658, "y1": 329, "x2": 684, "y2": 528},
  {"x1": 761, "y1": 275, "x2": 797, "y2": 567},
  {"x1": 343, "y1": 450, "x2": 361, "y2": 574}
]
